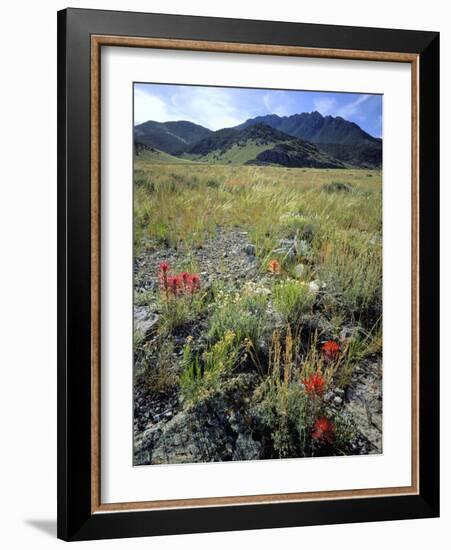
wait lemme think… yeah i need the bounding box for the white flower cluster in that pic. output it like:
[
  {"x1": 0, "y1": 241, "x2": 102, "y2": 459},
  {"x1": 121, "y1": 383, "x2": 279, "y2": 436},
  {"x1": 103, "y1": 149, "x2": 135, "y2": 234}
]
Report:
[
  {"x1": 308, "y1": 281, "x2": 320, "y2": 295},
  {"x1": 308, "y1": 280, "x2": 326, "y2": 294},
  {"x1": 243, "y1": 281, "x2": 271, "y2": 297},
  {"x1": 213, "y1": 281, "x2": 271, "y2": 310},
  {"x1": 213, "y1": 288, "x2": 242, "y2": 309}
]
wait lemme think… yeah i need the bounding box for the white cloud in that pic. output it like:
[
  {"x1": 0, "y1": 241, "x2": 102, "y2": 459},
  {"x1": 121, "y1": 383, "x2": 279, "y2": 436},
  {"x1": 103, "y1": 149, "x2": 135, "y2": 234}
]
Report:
[
  {"x1": 262, "y1": 91, "x2": 291, "y2": 116},
  {"x1": 313, "y1": 97, "x2": 336, "y2": 115},
  {"x1": 337, "y1": 94, "x2": 371, "y2": 120},
  {"x1": 134, "y1": 85, "x2": 247, "y2": 130},
  {"x1": 133, "y1": 89, "x2": 170, "y2": 125},
  {"x1": 169, "y1": 87, "x2": 244, "y2": 130}
]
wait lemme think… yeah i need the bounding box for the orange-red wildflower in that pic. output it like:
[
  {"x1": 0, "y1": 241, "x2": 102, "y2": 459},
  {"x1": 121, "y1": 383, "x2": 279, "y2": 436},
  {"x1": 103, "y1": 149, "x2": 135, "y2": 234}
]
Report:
[
  {"x1": 312, "y1": 416, "x2": 335, "y2": 444},
  {"x1": 268, "y1": 259, "x2": 281, "y2": 274},
  {"x1": 302, "y1": 372, "x2": 326, "y2": 396},
  {"x1": 322, "y1": 340, "x2": 341, "y2": 361}
]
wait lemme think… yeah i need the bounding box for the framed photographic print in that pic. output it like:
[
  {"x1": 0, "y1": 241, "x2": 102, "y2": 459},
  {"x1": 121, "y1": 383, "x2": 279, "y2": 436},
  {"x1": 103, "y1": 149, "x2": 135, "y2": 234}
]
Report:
[{"x1": 57, "y1": 8, "x2": 439, "y2": 541}]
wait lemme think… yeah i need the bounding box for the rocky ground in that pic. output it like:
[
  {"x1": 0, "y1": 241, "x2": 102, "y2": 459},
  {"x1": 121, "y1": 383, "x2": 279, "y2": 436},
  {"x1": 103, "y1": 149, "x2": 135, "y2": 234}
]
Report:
[
  {"x1": 134, "y1": 227, "x2": 261, "y2": 298},
  {"x1": 133, "y1": 227, "x2": 382, "y2": 465}
]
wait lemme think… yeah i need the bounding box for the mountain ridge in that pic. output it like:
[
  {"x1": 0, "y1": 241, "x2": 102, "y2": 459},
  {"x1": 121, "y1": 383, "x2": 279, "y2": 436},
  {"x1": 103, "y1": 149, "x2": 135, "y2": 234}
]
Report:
[
  {"x1": 235, "y1": 111, "x2": 380, "y2": 145},
  {"x1": 134, "y1": 111, "x2": 382, "y2": 168},
  {"x1": 134, "y1": 120, "x2": 213, "y2": 155},
  {"x1": 234, "y1": 111, "x2": 382, "y2": 168}
]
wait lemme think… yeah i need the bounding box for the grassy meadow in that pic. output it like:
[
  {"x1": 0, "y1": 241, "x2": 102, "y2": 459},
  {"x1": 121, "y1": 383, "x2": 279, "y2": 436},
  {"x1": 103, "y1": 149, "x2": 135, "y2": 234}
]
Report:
[{"x1": 133, "y1": 160, "x2": 383, "y2": 464}]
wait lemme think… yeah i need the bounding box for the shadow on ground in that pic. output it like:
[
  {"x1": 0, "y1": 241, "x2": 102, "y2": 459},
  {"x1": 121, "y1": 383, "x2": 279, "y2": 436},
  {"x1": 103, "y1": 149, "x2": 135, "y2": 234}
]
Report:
[{"x1": 25, "y1": 519, "x2": 57, "y2": 538}]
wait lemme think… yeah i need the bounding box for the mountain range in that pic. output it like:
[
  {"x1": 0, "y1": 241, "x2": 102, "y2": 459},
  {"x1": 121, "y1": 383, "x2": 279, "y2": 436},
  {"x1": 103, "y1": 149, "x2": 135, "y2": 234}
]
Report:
[
  {"x1": 134, "y1": 111, "x2": 382, "y2": 169},
  {"x1": 134, "y1": 120, "x2": 212, "y2": 155}
]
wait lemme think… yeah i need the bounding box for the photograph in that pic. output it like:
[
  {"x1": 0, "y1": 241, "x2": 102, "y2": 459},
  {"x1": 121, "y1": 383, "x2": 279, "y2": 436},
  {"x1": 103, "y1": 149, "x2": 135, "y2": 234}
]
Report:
[
  {"x1": 133, "y1": 83, "x2": 383, "y2": 466},
  {"x1": 52, "y1": 6, "x2": 440, "y2": 542}
]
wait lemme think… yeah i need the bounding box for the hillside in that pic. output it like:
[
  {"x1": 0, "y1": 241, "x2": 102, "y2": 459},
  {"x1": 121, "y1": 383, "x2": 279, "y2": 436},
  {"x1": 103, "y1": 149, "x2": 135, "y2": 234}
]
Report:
[
  {"x1": 134, "y1": 120, "x2": 212, "y2": 155},
  {"x1": 235, "y1": 111, "x2": 382, "y2": 168},
  {"x1": 182, "y1": 123, "x2": 345, "y2": 168},
  {"x1": 134, "y1": 142, "x2": 196, "y2": 164},
  {"x1": 249, "y1": 142, "x2": 343, "y2": 168}
]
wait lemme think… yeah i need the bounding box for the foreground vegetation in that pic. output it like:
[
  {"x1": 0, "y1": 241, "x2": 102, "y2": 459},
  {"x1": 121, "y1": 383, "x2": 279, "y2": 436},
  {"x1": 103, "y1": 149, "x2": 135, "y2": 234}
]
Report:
[{"x1": 133, "y1": 161, "x2": 382, "y2": 463}]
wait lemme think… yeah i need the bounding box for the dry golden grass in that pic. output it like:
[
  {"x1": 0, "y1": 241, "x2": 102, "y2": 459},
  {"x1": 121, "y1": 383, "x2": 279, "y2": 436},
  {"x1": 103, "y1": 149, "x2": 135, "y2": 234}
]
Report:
[{"x1": 134, "y1": 162, "x2": 381, "y2": 321}]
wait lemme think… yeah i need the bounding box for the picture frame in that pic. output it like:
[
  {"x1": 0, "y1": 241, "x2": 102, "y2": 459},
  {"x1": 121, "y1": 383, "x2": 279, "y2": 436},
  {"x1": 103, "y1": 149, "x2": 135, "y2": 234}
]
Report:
[{"x1": 57, "y1": 7, "x2": 439, "y2": 541}]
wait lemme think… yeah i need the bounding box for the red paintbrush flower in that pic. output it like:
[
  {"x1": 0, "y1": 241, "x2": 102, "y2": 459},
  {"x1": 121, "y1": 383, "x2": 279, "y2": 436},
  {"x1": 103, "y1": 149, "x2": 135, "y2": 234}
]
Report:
[
  {"x1": 312, "y1": 416, "x2": 335, "y2": 444},
  {"x1": 157, "y1": 264, "x2": 200, "y2": 298},
  {"x1": 179, "y1": 271, "x2": 190, "y2": 290},
  {"x1": 166, "y1": 275, "x2": 182, "y2": 296},
  {"x1": 188, "y1": 273, "x2": 200, "y2": 293},
  {"x1": 302, "y1": 372, "x2": 326, "y2": 396},
  {"x1": 322, "y1": 340, "x2": 341, "y2": 361}
]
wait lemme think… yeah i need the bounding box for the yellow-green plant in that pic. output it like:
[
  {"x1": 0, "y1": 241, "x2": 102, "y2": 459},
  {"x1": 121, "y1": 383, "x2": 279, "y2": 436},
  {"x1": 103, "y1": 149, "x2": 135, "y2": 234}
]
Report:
[
  {"x1": 273, "y1": 278, "x2": 315, "y2": 327},
  {"x1": 207, "y1": 290, "x2": 269, "y2": 347},
  {"x1": 180, "y1": 330, "x2": 240, "y2": 403}
]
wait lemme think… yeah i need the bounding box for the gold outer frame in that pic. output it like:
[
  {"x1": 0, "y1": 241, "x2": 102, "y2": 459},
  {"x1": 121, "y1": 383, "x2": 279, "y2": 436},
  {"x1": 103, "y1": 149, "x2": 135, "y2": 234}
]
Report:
[{"x1": 90, "y1": 35, "x2": 419, "y2": 514}]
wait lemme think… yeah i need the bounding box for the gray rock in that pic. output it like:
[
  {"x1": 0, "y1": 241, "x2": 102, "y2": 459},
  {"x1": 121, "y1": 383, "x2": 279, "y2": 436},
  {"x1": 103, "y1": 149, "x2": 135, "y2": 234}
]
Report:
[
  {"x1": 345, "y1": 360, "x2": 382, "y2": 453},
  {"x1": 149, "y1": 408, "x2": 234, "y2": 464},
  {"x1": 233, "y1": 433, "x2": 262, "y2": 461},
  {"x1": 134, "y1": 306, "x2": 159, "y2": 336},
  {"x1": 324, "y1": 390, "x2": 334, "y2": 403},
  {"x1": 135, "y1": 374, "x2": 263, "y2": 465}
]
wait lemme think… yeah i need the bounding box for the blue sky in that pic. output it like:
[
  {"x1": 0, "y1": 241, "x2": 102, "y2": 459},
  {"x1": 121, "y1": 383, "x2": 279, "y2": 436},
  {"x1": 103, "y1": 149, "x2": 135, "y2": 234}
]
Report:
[{"x1": 134, "y1": 83, "x2": 382, "y2": 138}]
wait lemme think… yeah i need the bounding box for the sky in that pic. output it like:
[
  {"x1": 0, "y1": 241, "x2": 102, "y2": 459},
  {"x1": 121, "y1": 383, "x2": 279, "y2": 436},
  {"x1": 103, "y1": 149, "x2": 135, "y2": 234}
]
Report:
[{"x1": 134, "y1": 83, "x2": 382, "y2": 138}]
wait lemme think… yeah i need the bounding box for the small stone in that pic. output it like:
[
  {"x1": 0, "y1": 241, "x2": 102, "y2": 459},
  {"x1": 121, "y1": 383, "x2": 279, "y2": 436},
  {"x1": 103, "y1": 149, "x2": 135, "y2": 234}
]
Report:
[
  {"x1": 324, "y1": 390, "x2": 334, "y2": 403},
  {"x1": 244, "y1": 244, "x2": 256, "y2": 256}
]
